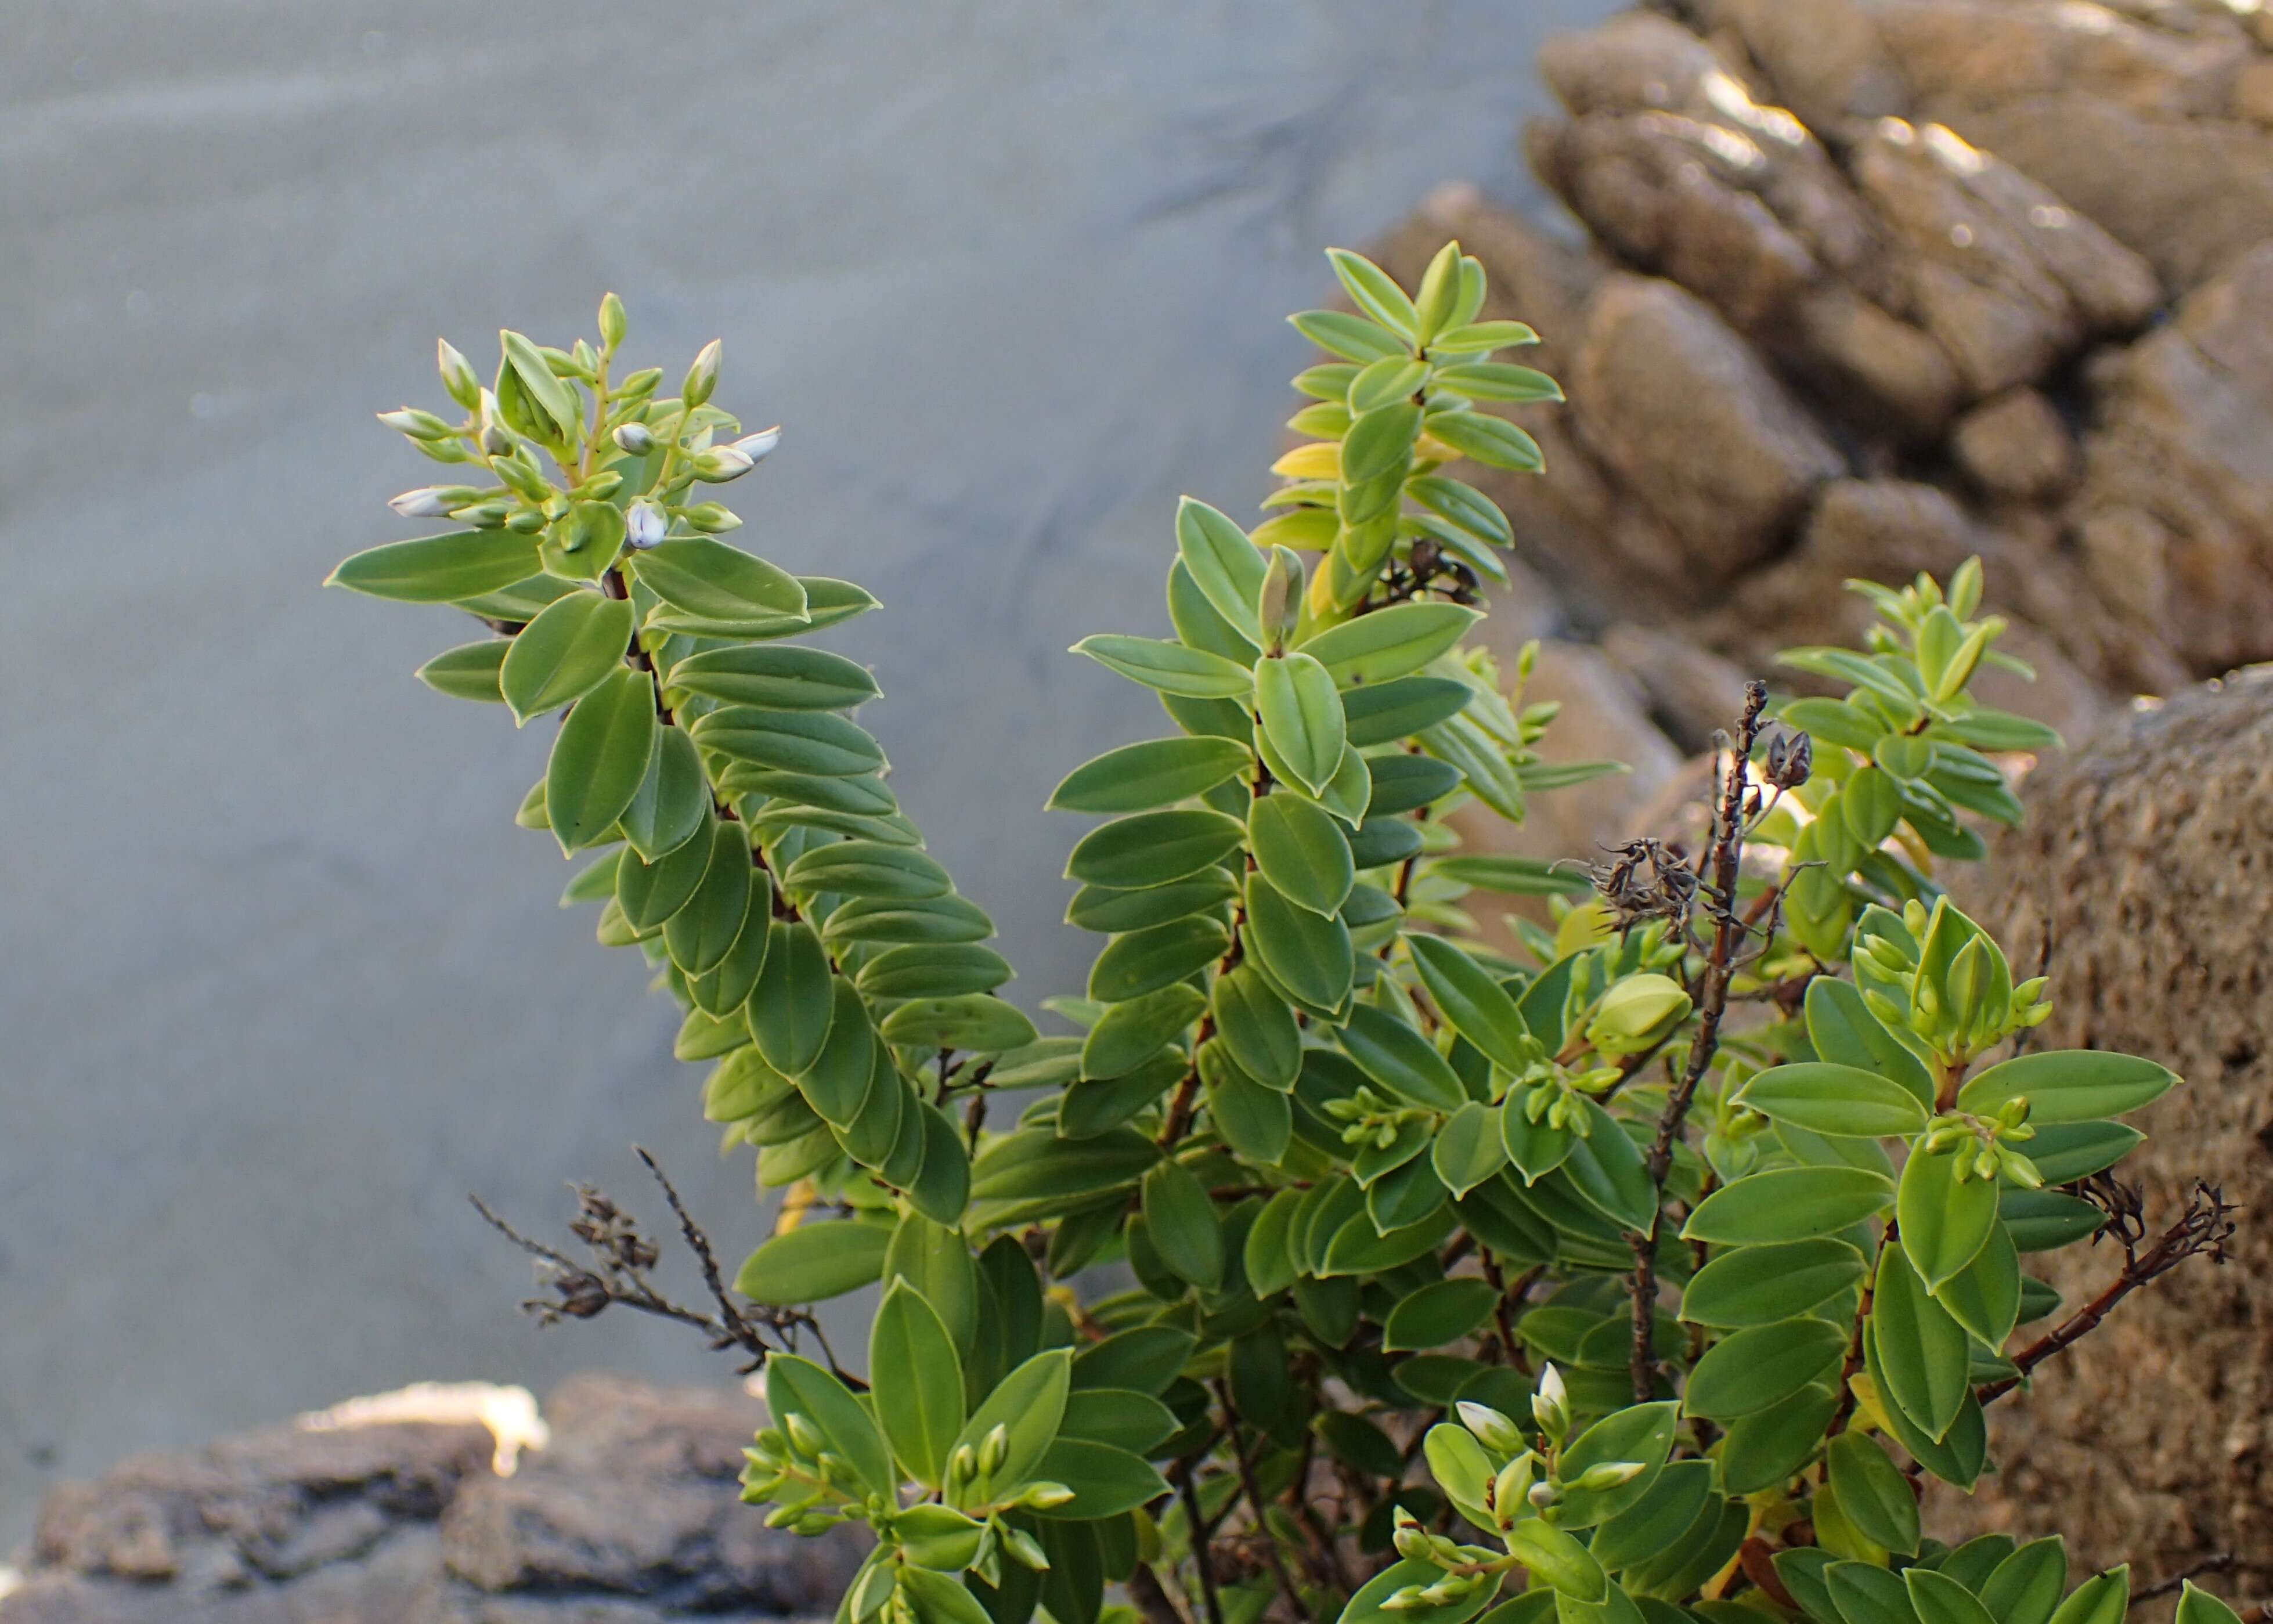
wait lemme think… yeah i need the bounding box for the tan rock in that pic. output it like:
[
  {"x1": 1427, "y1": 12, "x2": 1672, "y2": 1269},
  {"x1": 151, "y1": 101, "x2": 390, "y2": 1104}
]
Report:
[{"x1": 1951, "y1": 387, "x2": 2075, "y2": 500}]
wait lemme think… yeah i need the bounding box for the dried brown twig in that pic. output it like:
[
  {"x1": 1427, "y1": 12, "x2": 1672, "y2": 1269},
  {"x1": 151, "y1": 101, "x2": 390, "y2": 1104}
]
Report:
[{"x1": 471, "y1": 1146, "x2": 840, "y2": 1378}]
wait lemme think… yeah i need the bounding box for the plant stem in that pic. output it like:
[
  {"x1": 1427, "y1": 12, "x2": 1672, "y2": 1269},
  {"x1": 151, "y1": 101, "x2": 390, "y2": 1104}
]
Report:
[{"x1": 1628, "y1": 682, "x2": 1767, "y2": 1403}]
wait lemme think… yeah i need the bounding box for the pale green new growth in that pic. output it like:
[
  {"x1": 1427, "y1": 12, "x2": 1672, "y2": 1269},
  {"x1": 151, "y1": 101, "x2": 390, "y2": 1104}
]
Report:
[{"x1": 335, "y1": 247, "x2": 2220, "y2": 1624}]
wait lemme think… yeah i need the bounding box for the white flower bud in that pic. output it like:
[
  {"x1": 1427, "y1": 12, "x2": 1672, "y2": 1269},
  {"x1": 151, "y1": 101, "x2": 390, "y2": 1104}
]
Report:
[
  {"x1": 729, "y1": 425, "x2": 782, "y2": 463},
  {"x1": 684, "y1": 339, "x2": 722, "y2": 407},
  {"x1": 613, "y1": 422, "x2": 655, "y2": 454},
  {"x1": 626, "y1": 502, "x2": 666, "y2": 548},
  {"x1": 389, "y1": 486, "x2": 454, "y2": 519},
  {"x1": 1574, "y1": 1460, "x2": 1646, "y2": 1492},
  {"x1": 1456, "y1": 1402, "x2": 1524, "y2": 1454},
  {"x1": 696, "y1": 445, "x2": 755, "y2": 482},
  {"x1": 437, "y1": 338, "x2": 480, "y2": 409}
]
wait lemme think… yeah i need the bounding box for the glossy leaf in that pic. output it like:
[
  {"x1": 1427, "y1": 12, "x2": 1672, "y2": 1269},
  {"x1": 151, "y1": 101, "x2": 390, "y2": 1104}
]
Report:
[
  {"x1": 545, "y1": 666, "x2": 657, "y2": 852},
  {"x1": 871, "y1": 1282, "x2": 965, "y2": 1488},
  {"x1": 1253, "y1": 652, "x2": 1345, "y2": 796},
  {"x1": 1737, "y1": 1063, "x2": 1931, "y2": 1139},
  {"x1": 1955, "y1": 1051, "x2": 2178, "y2": 1124}
]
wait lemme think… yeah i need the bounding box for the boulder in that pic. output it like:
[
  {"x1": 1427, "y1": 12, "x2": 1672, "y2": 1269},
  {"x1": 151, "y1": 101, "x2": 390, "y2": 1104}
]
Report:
[
  {"x1": 1, "y1": 1377, "x2": 860, "y2": 1624},
  {"x1": 1936, "y1": 668, "x2": 2273, "y2": 1593}
]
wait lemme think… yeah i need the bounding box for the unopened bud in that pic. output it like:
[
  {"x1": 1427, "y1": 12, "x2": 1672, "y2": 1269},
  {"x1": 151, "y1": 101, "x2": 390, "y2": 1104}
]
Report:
[
  {"x1": 1001, "y1": 1525, "x2": 1050, "y2": 1570},
  {"x1": 598, "y1": 291, "x2": 627, "y2": 349},
  {"x1": 438, "y1": 338, "x2": 481, "y2": 409},
  {"x1": 684, "y1": 339, "x2": 722, "y2": 406},
  {"x1": 626, "y1": 501, "x2": 666, "y2": 548},
  {"x1": 613, "y1": 421, "x2": 655, "y2": 454},
  {"x1": 729, "y1": 425, "x2": 782, "y2": 463},
  {"x1": 1532, "y1": 1365, "x2": 1569, "y2": 1439},
  {"x1": 1456, "y1": 1402, "x2": 1523, "y2": 1454},
  {"x1": 1575, "y1": 1460, "x2": 1646, "y2": 1492},
  {"x1": 1585, "y1": 973, "x2": 1693, "y2": 1056},
  {"x1": 379, "y1": 406, "x2": 455, "y2": 439},
  {"x1": 696, "y1": 445, "x2": 756, "y2": 482},
  {"x1": 979, "y1": 1423, "x2": 1009, "y2": 1475},
  {"x1": 388, "y1": 486, "x2": 455, "y2": 519},
  {"x1": 1490, "y1": 1455, "x2": 1535, "y2": 1521},
  {"x1": 784, "y1": 1414, "x2": 822, "y2": 1456},
  {"x1": 683, "y1": 501, "x2": 741, "y2": 532},
  {"x1": 1019, "y1": 1481, "x2": 1076, "y2": 1510},
  {"x1": 619, "y1": 366, "x2": 663, "y2": 399},
  {"x1": 1527, "y1": 1480, "x2": 1561, "y2": 1508},
  {"x1": 505, "y1": 507, "x2": 545, "y2": 533}
]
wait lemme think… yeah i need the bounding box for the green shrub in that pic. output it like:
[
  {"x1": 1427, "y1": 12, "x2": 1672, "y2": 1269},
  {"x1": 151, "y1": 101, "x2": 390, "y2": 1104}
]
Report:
[{"x1": 332, "y1": 251, "x2": 2239, "y2": 1624}]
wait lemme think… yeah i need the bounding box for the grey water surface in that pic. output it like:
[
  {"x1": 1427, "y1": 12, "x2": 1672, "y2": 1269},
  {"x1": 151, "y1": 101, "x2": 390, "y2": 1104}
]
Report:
[{"x1": 0, "y1": 0, "x2": 1612, "y2": 1542}]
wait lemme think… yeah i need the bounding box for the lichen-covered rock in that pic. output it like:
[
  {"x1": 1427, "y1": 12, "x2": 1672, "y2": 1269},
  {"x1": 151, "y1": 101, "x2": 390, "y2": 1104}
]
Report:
[
  {"x1": 1939, "y1": 668, "x2": 2273, "y2": 1592},
  {"x1": 0, "y1": 1377, "x2": 858, "y2": 1624}
]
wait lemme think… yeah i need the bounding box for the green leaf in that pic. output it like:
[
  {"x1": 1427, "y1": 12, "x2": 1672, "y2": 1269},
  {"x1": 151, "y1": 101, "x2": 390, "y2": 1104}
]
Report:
[
  {"x1": 545, "y1": 666, "x2": 658, "y2": 852},
  {"x1": 1682, "y1": 1320, "x2": 1848, "y2": 1420},
  {"x1": 947, "y1": 1348, "x2": 1073, "y2": 1510},
  {"x1": 1719, "y1": 1382, "x2": 1840, "y2": 1493},
  {"x1": 2047, "y1": 1569, "x2": 2129, "y2": 1624},
  {"x1": 881, "y1": 995, "x2": 1037, "y2": 1053},
  {"x1": 1427, "y1": 410, "x2": 1543, "y2": 472},
  {"x1": 1557, "y1": 1401, "x2": 1678, "y2": 1526},
  {"x1": 857, "y1": 942, "x2": 1014, "y2": 1001},
  {"x1": 1081, "y1": 984, "x2": 1206, "y2": 1080},
  {"x1": 1343, "y1": 1560, "x2": 1501, "y2": 1624},
  {"x1": 797, "y1": 981, "x2": 877, "y2": 1127},
  {"x1": 1244, "y1": 872, "x2": 1355, "y2": 1013},
  {"x1": 1430, "y1": 854, "x2": 1593, "y2": 898},
  {"x1": 629, "y1": 536, "x2": 808, "y2": 625},
  {"x1": 970, "y1": 1127, "x2": 1157, "y2": 1204},
  {"x1": 735, "y1": 1219, "x2": 890, "y2": 1305},
  {"x1": 1897, "y1": 1145, "x2": 1998, "y2": 1293},
  {"x1": 1825, "y1": 1563, "x2": 1919, "y2": 1624},
  {"x1": 620, "y1": 726, "x2": 709, "y2": 861},
  {"x1": 1066, "y1": 809, "x2": 1247, "y2": 889},
  {"x1": 828, "y1": 893, "x2": 996, "y2": 947},
  {"x1": 1141, "y1": 1159, "x2": 1224, "y2": 1290},
  {"x1": 871, "y1": 1282, "x2": 966, "y2": 1488},
  {"x1": 1049, "y1": 736, "x2": 1252, "y2": 814},
  {"x1": 749, "y1": 919, "x2": 834, "y2": 1073},
  {"x1": 2175, "y1": 1584, "x2": 2245, "y2": 1624},
  {"x1": 1432, "y1": 360, "x2": 1563, "y2": 402},
  {"x1": 1954, "y1": 1050, "x2": 2178, "y2": 1124},
  {"x1": 1593, "y1": 1462, "x2": 1716, "y2": 1575},
  {"x1": 1058, "y1": 1387, "x2": 1176, "y2": 1455},
  {"x1": 1299, "y1": 602, "x2": 1480, "y2": 686},
  {"x1": 329, "y1": 529, "x2": 540, "y2": 603},
  {"x1": 1073, "y1": 634, "x2": 1254, "y2": 699},
  {"x1": 1998, "y1": 1187, "x2": 2107, "y2": 1251},
  {"x1": 668, "y1": 644, "x2": 879, "y2": 710},
  {"x1": 1431, "y1": 1100, "x2": 1509, "y2": 1197},
  {"x1": 615, "y1": 804, "x2": 717, "y2": 929},
  {"x1": 1558, "y1": 1102, "x2": 1657, "y2": 1230},
  {"x1": 1737, "y1": 1063, "x2": 1931, "y2": 1138},
  {"x1": 1507, "y1": 1520, "x2": 1606, "y2": 1601},
  {"x1": 1828, "y1": 1433, "x2": 1920, "y2": 1556},
  {"x1": 1680, "y1": 1167, "x2": 1893, "y2": 1246},
  {"x1": 1871, "y1": 1238, "x2": 1970, "y2": 1441},
  {"x1": 1339, "y1": 1000, "x2": 1464, "y2": 1111},
  {"x1": 1203, "y1": 1048, "x2": 1292, "y2": 1163},
  {"x1": 1327, "y1": 247, "x2": 1420, "y2": 336},
  {"x1": 1906, "y1": 1570, "x2": 1996, "y2": 1624},
  {"x1": 662, "y1": 820, "x2": 753, "y2": 976},
  {"x1": 1936, "y1": 1221, "x2": 2021, "y2": 1347},
  {"x1": 1026, "y1": 1438, "x2": 1172, "y2": 1520},
  {"x1": 1247, "y1": 793, "x2": 1354, "y2": 916},
  {"x1": 1679, "y1": 1239, "x2": 1867, "y2": 1327},
  {"x1": 1382, "y1": 1277, "x2": 1500, "y2": 1351},
  {"x1": 1981, "y1": 1540, "x2": 2068, "y2": 1624},
  {"x1": 415, "y1": 638, "x2": 509, "y2": 702},
  {"x1": 1291, "y1": 308, "x2": 1410, "y2": 365},
  {"x1": 1088, "y1": 916, "x2": 1229, "y2": 1002},
  {"x1": 1342, "y1": 675, "x2": 1473, "y2": 746},
  {"x1": 498, "y1": 591, "x2": 632, "y2": 724},
  {"x1": 694, "y1": 706, "x2": 884, "y2": 778},
  {"x1": 1805, "y1": 978, "x2": 1935, "y2": 1107},
  {"x1": 1071, "y1": 1326, "x2": 1195, "y2": 1394},
  {"x1": 498, "y1": 328, "x2": 580, "y2": 438},
  {"x1": 786, "y1": 840, "x2": 952, "y2": 902},
  {"x1": 1348, "y1": 355, "x2": 1429, "y2": 412},
  {"x1": 1066, "y1": 871, "x2": 1236, "y2": 935},
  {"x1": 906, "y1": 1101, "x2": 970, "y2": 1224},
  {"x1": 1211, "y1": 965, "x2": 1301, "y2": 1089},
  {"x1": 1174, "y1": 497, "x2": 1268, "y2": 642},
  {"x1": 766, "y1": 1351, "x2": 896, "y2": 1500},
  {"x1": 2022, "y1": 1120, "x2": 2143, "y2": 1183},
  {"x1": 1253, "y1": 652, "x2": 1345, "y2": 796},
  {"x1": 1406, "y1": 934, "x2": 1530, "y2": 1074}
]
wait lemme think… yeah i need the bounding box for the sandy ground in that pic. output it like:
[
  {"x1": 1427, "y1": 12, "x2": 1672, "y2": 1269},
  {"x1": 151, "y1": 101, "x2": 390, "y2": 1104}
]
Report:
[{"x1": 0, "y1": 0, "x2": 1610, "y2": 1541}]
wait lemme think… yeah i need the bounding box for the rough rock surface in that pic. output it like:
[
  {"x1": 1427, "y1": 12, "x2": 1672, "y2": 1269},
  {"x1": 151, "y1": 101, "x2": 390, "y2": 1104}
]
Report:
[
  {"x1": 1, "y1": 1377, "x2": 861, "y2": 1624},
  {"x1": 1363, "y1": 0, "x2": 2273, "y2": 847},
  {"x1": 1931, "y1": 672, "x2": 2273, "y2": 1590}
]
